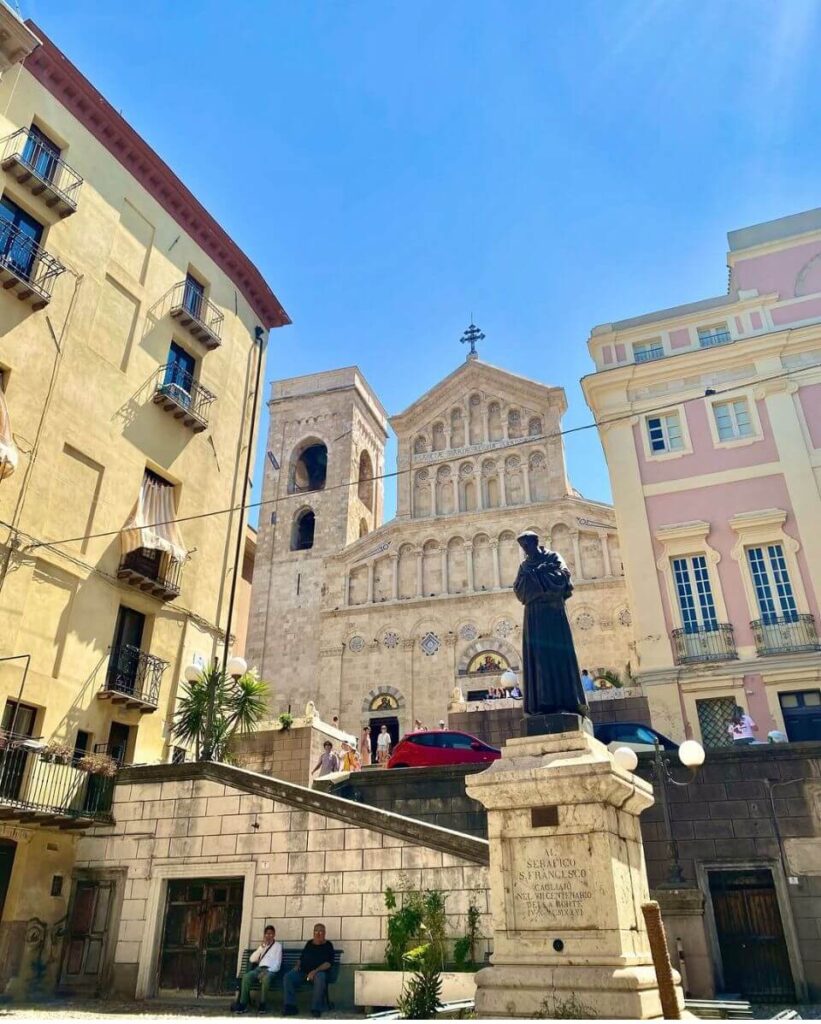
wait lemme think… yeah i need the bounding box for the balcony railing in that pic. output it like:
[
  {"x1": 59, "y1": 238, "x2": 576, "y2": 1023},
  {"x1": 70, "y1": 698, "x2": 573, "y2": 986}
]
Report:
[
  {"x1": 99, "y1": 643, "x2": 168, "y2": 712},
  {"x1": 0, "y1": 745, "x2": 114, "y2": 827},
  {"x1": 0, "y1": 218, "x2": 64, "y2": 309},
  {"x1": 698, "y1": 330, "x2": 732, "y2": 348},
  {"x1": 751, "y1": 614, "x2": 821, "y2": 656},
  {"x1": 671, "y1": 623, "x2": 738, "y2": 665},
  {"x1": 153, "y1": 364, "x2": 215, "y2": 433},
  {"x1": 635, "y1": 348, "x2": 664, "y2": 363},
  {"x1": 117, "y1": 547, "x2": 183, "y2": 601},
  {"x1": 0, "y1": 128, "x2": 83, "y2": 216},
  {"x1": 169, "y1": 280, "x2": 223, "y2": 349}
]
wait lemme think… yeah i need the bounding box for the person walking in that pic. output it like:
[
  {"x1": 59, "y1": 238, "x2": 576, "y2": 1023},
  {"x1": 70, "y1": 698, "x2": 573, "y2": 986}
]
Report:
[
  {"x1": 360, "y1": 725, "x2": 372, "y2": 765},
  {"x1": 340, "y1": 739, "x2": 361, "y2": 773},
  {"x1": 376, "y1": 724, "x2": 391, "y2": 767},
  {"x1": 233, "y1": 924, "x2": 282, "y2": 1013},
  {"x1": 312, "y1": 741, "x2": 339, "y2": 777}
]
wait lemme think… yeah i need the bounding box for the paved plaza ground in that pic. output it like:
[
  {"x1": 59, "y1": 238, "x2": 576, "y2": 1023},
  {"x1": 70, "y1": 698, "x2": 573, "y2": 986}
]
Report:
[{"x1": 0, "y1": 1003, "x2": 364, "y2": 1022}]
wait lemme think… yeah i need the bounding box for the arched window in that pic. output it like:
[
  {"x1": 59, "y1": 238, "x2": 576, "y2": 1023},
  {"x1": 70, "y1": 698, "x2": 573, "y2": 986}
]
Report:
[
  {"x1": 291, "y1": 509, "x2": 316, "y2": 551},
  {"x1": 358, "y1": 450, "x2": 374, "y2": 510},
  {"x1": 290, "y1": 441, "x2": 328, "y2": 494},
  {"x1": 359, "y1": 518, "x2": 369, "y2": 538}
]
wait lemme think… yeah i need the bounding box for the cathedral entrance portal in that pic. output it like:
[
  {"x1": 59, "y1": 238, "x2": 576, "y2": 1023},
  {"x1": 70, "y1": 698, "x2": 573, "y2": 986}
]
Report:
[{"x1": 362, "y1": 687, "x2": 405, "y2": 765}]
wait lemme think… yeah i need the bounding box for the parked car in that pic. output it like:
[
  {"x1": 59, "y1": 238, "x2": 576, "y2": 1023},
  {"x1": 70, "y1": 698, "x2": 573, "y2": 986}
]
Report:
[
  {"x1": 593, "y1": 722, "x2": 678, "y2": 753},
  {"x1": 388, "y1": 730, "x2": 501, "y2": 769}
]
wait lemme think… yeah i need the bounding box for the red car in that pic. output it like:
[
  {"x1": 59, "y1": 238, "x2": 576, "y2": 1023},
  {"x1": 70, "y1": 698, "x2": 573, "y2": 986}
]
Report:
[{"x1": 388, "y1": 730, "x2": 501, "y2": 769}]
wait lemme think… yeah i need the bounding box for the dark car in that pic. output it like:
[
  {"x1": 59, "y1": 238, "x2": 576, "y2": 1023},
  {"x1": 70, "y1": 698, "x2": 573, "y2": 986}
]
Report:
[
  {"x1": 593, "y1": 722, "x2": 678, "y2": 753},
  {"x1": 388, "y1": 730, "x2": 501, "y2": 769}
]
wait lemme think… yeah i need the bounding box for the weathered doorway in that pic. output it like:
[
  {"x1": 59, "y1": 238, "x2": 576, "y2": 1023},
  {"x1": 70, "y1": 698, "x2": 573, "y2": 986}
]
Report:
[
  {"x1": 60, "y1": 877, "x2": 117, "y2": 993},
  {"x1": 369, "y1": 716, "x2": 400, "y2": 760},
  {"x1": 158, "y1": 878, "x2": 243, "y2": 996},
  {"x1": 0, "y1": 839, "x2": 16, "y2": 921},
  {"x1": 708, "y1": 868, "x2": 795, "y2": 1002}
]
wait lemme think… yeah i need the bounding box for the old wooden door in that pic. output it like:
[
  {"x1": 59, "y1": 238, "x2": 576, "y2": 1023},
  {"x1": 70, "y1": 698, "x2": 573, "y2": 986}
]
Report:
[
  {"x1": 709, "y1": 869, "x2": 795, "y2": 1002},
  {"x1": 60, "y1": 878, "x2": 116, "y2": 993},
  {"x1": 158, "y1": 878, "x2": 243, "y2": 996}
]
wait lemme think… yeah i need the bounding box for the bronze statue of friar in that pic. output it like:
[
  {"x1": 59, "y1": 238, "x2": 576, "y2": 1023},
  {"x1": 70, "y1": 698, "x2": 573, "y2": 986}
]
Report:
[{"x1": 513, "y1": 531, "x2": 587, "y2": 732}]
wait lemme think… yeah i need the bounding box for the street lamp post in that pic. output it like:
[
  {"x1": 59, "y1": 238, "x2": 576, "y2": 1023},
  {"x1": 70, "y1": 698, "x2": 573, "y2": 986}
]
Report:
[{"x1": 614, "y1": 738, "x2": 706, "y2": 886}]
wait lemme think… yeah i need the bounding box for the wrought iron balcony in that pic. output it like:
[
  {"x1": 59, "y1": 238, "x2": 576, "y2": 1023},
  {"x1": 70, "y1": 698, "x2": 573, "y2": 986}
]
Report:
[
  {"x1": 671, "y1": 623, "x2": 737, "y2": 665},
  {"x1": 169, "y1": 280, "x2": 223, "y2": 349},
  {"x1": 117, "y1": 547, "x2": 183, "y2": 601},
  {"x1": 0, "y1": 744, "x2": 114, "y2": 828},
  {"x1": 0, "y1": 219, "x2": 64, "y2": 309},
  {"x1": 1, "y1": 128, "x2": 83, "y2": 216},
  {"x1": 698, "y1": 330, "x2": 732, "y2": 348},
  {"x1": 635, "y1": 348, "x2": 664, "y2": 363},
  {"x1": 153, "y1": 365, "x2": 215, "y2": 433},
  {"x1": 99, "y1": 644, "x2": 168, "y2": 712},
  {"x1": 751, "y1": 614, "x2": 821, "y2": 656}
]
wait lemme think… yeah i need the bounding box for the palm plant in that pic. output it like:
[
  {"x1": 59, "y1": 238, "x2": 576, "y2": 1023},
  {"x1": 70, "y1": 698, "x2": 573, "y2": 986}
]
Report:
[{"x1": 172, "y1": 663, "x2": 268, "y2": 762}]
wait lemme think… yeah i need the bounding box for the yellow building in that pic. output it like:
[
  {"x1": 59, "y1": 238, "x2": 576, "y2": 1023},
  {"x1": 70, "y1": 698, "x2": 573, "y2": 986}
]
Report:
[{"x1": 0, "y1": 13, "x2": 288, "y2": 995}]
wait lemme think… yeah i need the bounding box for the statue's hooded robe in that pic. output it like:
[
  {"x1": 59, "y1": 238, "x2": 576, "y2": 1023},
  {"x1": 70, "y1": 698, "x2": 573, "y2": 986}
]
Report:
[{"x1": 513, "y1": 544, "x2": 586, "y2": 716}]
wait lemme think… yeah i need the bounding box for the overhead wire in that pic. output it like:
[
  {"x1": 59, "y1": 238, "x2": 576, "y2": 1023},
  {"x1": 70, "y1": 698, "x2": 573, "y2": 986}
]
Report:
[{"x1": 20, "y1": 358, "x2": 821, "y2": 553}]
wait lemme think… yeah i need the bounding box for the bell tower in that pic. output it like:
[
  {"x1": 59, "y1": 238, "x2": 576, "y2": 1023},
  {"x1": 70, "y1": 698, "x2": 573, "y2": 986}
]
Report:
[{"x1": 246, "y1": 367, "x2": 388, "y2": 713}]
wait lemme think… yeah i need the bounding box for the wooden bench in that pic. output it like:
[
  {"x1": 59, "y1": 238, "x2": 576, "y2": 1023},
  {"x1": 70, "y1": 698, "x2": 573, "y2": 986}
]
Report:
[
  {"x1": 236, "y1": 946, "x2": 343, "y2": 1009},
  {"x1": 684, "y1": 998, "x2": 754, "y2": 1020}
]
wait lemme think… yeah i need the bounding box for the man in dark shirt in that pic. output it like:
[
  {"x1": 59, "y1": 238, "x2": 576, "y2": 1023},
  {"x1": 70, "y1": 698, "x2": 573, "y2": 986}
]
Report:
[{"x1": 283, "y1": 922, "x2": 335, "y2": 1017}]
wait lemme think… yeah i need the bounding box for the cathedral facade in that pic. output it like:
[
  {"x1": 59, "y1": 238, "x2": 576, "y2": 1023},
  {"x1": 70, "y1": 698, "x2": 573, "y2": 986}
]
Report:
[{"x1": 246, "y1": 354, "x2": 633, "y2": 743}]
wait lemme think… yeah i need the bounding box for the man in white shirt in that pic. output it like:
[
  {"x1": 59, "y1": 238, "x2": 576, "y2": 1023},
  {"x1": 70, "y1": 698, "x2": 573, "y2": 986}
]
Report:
[{"x1": 234, "y1": 924, "x2": 282, "y2": 1013}]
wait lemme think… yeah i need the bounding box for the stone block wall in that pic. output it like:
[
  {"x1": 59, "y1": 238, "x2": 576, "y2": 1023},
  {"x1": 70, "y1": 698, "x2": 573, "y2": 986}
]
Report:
[{"x1": 72, "y1": 763, "x2": 490, "y2": 999}]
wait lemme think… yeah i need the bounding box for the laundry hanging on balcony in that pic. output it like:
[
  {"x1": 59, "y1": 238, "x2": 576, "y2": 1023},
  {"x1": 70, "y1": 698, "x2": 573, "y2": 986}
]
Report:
[
  {"x1": 120, "y1": 470, "x2": 187, "y2": 561},
  {"x1": 0, "y1": 386, "x2": 18, "y2": 480}
]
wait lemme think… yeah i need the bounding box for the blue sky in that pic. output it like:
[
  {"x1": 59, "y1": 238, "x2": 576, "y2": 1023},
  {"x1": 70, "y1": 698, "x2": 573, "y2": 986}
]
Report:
[{"x1": 32, "y1": 0, "x2": 821, "y2": 522}]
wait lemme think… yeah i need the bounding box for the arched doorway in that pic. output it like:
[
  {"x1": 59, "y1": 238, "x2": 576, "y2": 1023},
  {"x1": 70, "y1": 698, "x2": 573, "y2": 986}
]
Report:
[{"x1": 361, "y1": 687, "x2": 405, "y2": 765}]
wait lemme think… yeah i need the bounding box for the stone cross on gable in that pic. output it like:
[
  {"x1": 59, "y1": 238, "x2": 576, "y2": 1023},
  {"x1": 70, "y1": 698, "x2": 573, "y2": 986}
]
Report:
[{"x1": 460, "y1": 322, "x2": 484, "y2": 361}]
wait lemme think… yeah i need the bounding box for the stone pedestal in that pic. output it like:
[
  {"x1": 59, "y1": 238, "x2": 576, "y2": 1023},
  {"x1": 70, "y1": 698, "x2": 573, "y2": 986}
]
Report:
[
  {"x1": 465, "y1": 727, "x2": 683, "y2": 1019},
  {"x1": 653, "y1": 886, "x2": 714, "y2": 999}
]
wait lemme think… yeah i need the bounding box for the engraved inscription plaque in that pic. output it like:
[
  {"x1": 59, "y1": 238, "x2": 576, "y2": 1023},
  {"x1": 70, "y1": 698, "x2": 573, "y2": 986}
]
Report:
[{"x1": 509, "y1": 836, "x2": 595, "y2": 931}]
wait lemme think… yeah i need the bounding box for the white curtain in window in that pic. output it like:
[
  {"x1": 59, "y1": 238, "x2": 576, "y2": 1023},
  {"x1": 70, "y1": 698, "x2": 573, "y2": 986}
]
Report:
[
  {"x1": 0, "y1": 387, "x2": 18, "y2": 480},
  {"x1": 120, "y1": 472, "x2": 187, "y2": 560}
]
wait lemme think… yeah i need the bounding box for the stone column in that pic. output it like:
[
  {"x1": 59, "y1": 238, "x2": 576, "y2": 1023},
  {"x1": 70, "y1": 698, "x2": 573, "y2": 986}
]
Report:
[
  {"x1": 466, "y1": 728, "x2": 680, "y2": 1019},
  {"x1": 653, "y1": 887, "x2": 714, "y2": 999},
  {"x1": 522, "y1": 459, "x2": 531, "y2": 504},
  {"x1": 464, "y1": 541, "x2": 475, "y2": 592},
  {"x1": 600, "y1": 533, "x2": 613, "y2": 577},
  {"x1": 366, "y1": 562, "x2": 374, "y2": 603},
  {"x1": 390, "y1": 553, "x2": 399, "y2": 601},
  {"x1": 482, "y1": 405, "x2": 490, "y2": 443},
  {"x1": 477, "y1": 477, "x2": 485, "y2": 511},
  {"x1": 441, "y1": 546, "x2": 449, "y2": 594},
  {"x1": 498, "y1": 470, "x2": 507, "y2": 508},
  {"x1": 490, "y1": 539, "x2": 501, "y2": 589},
  {"x1": 343, "y1": 572, "x2": 350, "y2": 607},
  {"x1": 416, "y1": 549, "x2": 424, "y2": 597},
  {"x1": 452, "y1": 475, "x2": 459, "y2": 514},
  {"x1": 571, "y1": 531, "x2": 583, "y2": 579}
]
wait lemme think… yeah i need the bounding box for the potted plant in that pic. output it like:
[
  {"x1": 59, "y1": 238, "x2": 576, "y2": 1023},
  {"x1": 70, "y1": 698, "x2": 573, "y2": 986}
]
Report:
[
  {"x1": 354, "y1": 884, "x2": 482, "y2": 1011},
  {"x1": 277, "y1": 712, "x2": 294, "y2": 731},
  {"x1": 40, "y1": 741, "x2": 73, "y2": 765},
  {"x1": 77, "y1": 753, "x2": 118, "y2": 777}
]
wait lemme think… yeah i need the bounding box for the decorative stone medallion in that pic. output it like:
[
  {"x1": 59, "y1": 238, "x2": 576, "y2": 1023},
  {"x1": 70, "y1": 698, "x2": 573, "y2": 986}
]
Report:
[
  {"x1": 459, "y1": 623, "x2": 478, "y2": 641},
  {"x1": 348, "y1": 635, "x2": 365, "y2": 653},
  {"x1": 383, "y1": 631, "x2": 400, "y2": 649},
  {"x1": 618, "y1": 608, "x2": 632, "y2": 627},
  {"x1": 420, "y1": 632, "x2": 441, "y2": 656},
  {"x1": 575, "y1": 611, "x2": 595, "y2": 631},
  {"x1": 494, "y1": 619, "x2": 513, "y2": 639}
]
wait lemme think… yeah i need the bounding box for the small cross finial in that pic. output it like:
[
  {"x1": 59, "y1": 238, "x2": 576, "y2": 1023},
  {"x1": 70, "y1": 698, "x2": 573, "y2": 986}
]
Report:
[{"x1": 460, "y1": 321, "x2": 484, "y2": 361}]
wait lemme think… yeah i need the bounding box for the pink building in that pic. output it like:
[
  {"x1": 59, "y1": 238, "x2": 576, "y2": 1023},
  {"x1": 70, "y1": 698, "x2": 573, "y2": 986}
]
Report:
[{"x1": 583, "y1": 208, "x2": 821, "y2": 748}]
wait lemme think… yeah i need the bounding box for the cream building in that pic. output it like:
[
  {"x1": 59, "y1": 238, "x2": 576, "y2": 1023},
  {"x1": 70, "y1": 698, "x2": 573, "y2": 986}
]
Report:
[
  {"x1": 0, "y1": 14, "x2": 287, "y2": 992},
  {"x1": 247, "y1": 346, "x2": 633, "y2": 745}
]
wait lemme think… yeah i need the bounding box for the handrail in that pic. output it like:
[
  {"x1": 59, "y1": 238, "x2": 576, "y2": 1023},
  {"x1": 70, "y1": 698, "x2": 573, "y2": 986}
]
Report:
[
  {"x1": 170, "y1": 279, "x2": 224, "y2": 340},
  {"x1": 103, "y1": 643, "x2": 168, "y2": 707},
  {"x1": 671, "y1": 622, "x2": 737, "y2": 664},
  {"x1": 118, "y1": 547, "x2": 184, "y2": 597},
  {"x1": 155, "y1": 363, "x2": 216, "y2": 425},
  {"x1": 751, "y1": 613, "x2": 820, "y2": 655},
  {"x1": 0, "y1": 745, "x2": 114, "y2": 821},
  {"x1": 0, "y1": 127, "x2": 83, "y2": 207},
  {"x1": 0, "y1": 218, "x2": 64, "y2": 301}
]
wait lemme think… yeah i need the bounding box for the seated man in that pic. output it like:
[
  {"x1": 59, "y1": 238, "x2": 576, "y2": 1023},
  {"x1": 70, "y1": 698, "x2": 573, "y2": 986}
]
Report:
[
  {"x1": 234, "y1": 924, "x2": 282, "y2": 1013},
  {"x1": 283, "y1": 922, "x2": 335, "y2": 1018}
]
